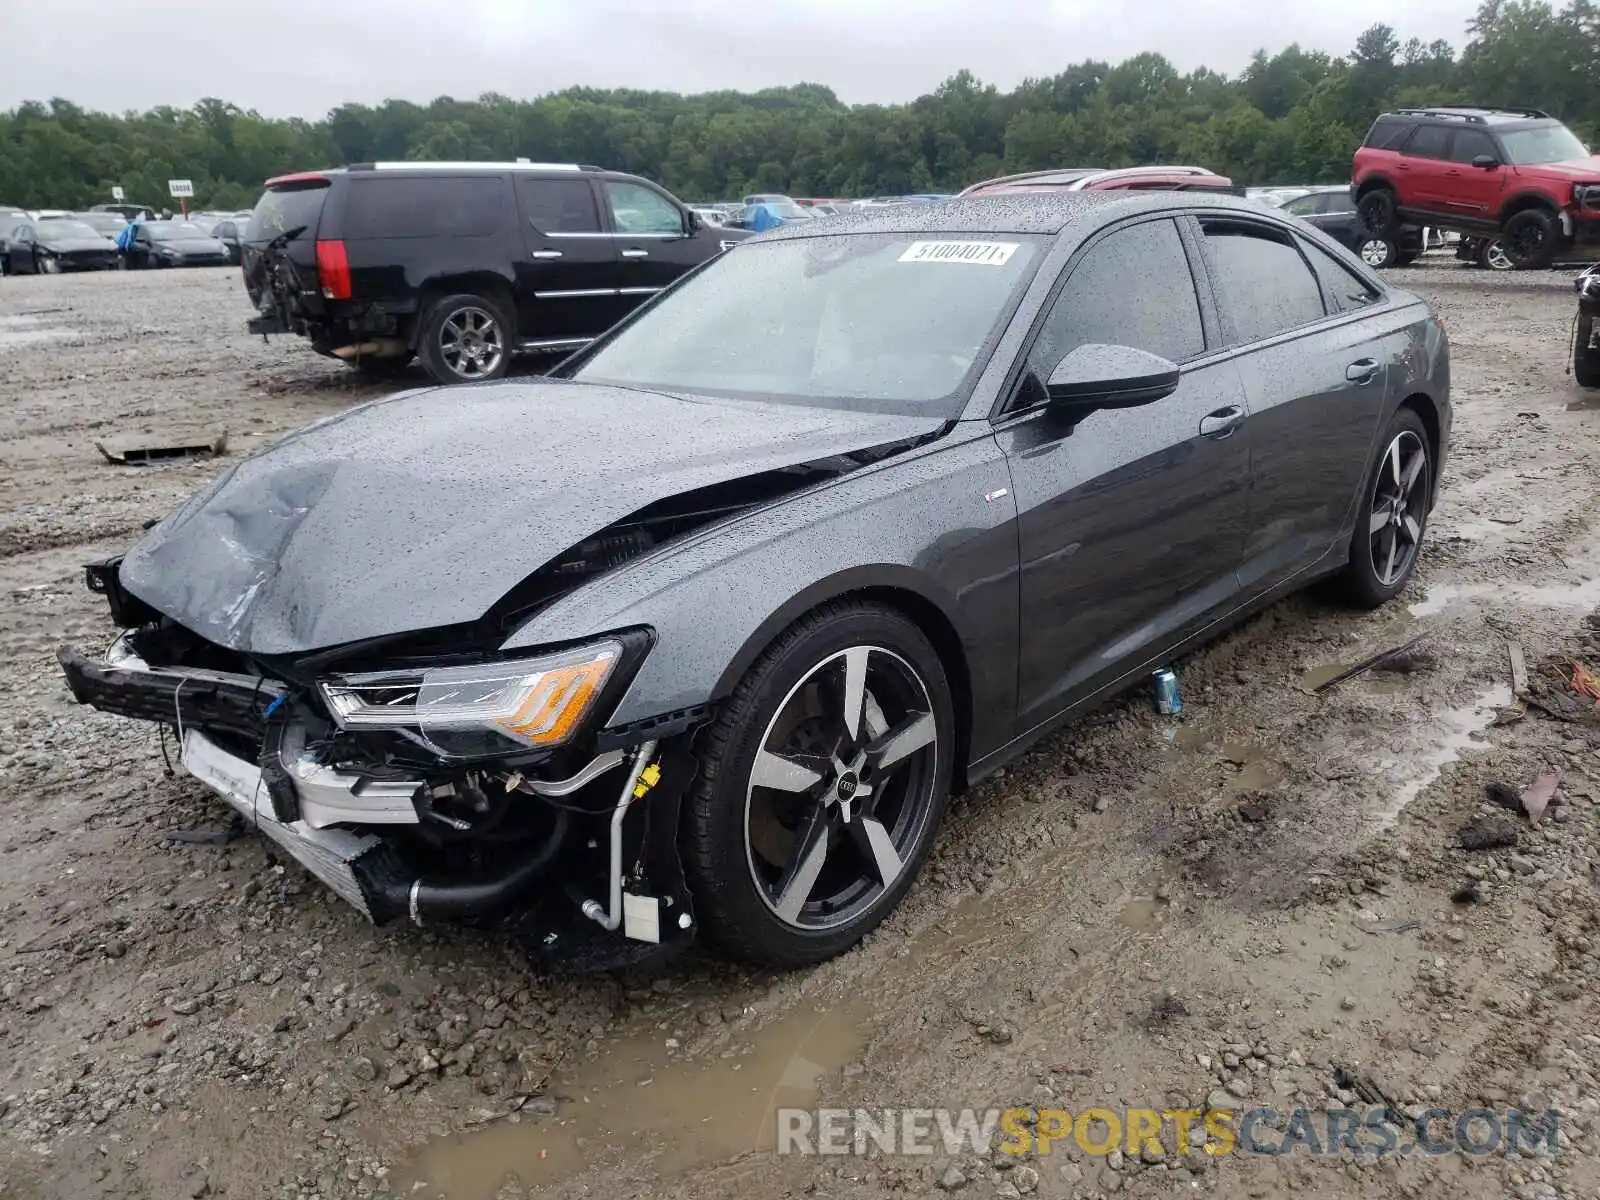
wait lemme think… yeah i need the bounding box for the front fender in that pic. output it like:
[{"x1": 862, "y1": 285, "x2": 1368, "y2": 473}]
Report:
[{"x1": 501, "y1": 426, "x2": 1021, "y2": 765}]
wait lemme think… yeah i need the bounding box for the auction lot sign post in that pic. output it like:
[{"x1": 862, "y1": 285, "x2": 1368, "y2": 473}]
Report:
[{"x1": 167, "y1": 179, "x2": 194, "y2": 218}]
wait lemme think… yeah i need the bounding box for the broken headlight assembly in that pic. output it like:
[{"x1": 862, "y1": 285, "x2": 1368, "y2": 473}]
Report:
[{"x1": 319, "y1": 638, "x2": 629, "y2": 760}]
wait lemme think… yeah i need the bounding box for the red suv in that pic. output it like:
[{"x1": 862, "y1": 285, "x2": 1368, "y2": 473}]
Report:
[{"x1": 1353, "y1": 106, "x2": 1600, "y2": 269}]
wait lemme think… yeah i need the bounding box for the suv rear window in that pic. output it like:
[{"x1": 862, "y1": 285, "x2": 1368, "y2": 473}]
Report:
[
  {"x1": 1364, "y1": 118, "x2": 1413, "y2": 150},
  {"x1": 341, "y1": 176, "x2": 507, "y2": 239},
  {"x1": 516, "y1": 178, "x2": 600, "y2": 233},
  {"x1": 246, "y1": 180, "x2": 328, "y2": 243}
]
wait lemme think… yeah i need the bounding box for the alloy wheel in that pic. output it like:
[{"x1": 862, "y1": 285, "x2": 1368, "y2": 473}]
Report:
[
  {"x1": 438, "y1": 306, "x2": 504, "y2": 380},
  {"x1": 1367, "y1": 430, "x2": 1429, "y2": 587},
  {"x1": 1359, "y1": 239, "x2": 1392, "y2": 267},
  {"x1": 1507, "y1": 224, "x2": 1546, "y2": 262},
  {"x1": 1482, "y1": 240, "x2": 1513, "y2": 271},
  {"x1": 744, "y1": 645, "x2": 939, "y2": 931}
]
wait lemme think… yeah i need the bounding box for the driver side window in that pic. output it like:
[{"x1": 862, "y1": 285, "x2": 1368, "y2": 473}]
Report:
[
  {"x1": 604, "y1": 181, "x2": 684, "y2": 236},
  {"x1": 1027, "y1": 218, "x2": 1205, "y2": 387}
]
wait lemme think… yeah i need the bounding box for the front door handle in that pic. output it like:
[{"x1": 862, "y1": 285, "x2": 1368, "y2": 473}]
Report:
[
  {"x1": 621, "y1": 248, "x2": 649, "y2": 259},
  {"x1": 1199, "y1": 406, "x2": 1245, "y2": 439},
  {"x1": 1346, "y1": 358, "x2": 1380, "y2": 383},
  {"x1": 531, "y1": 249, "x2": 562, "y2": 259}
]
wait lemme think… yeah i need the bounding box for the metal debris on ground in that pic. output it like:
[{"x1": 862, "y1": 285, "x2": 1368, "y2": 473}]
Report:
[
  {"x1": 163, "y1": 816, "x2": 246, "y2": 845},
  {"x1": 1521, "y1": 657, "x2": 1600, "y2": 725},
  {"x1": 95, "y1": 431, "x2": 228, "y2": 466},
  {"x1": 1520, "y1": 770, "x2": 1561, "y2": 826},
  {"x1": 1332, "y1": 1063, "x2": 1401, "y2": 1112},
  {"x1": 1151, "y1": 667, "x2": 1182, "y2": 714},
  {"x1": 1508, "y1": 641, "x2": 1530, "y2": 697},
  {"x1": 1308, "y1": 632, "x2": 1431, "y2": 694},
  {"x1": 1356, "y1": 916, "x2": 1421, "y2": 935}
]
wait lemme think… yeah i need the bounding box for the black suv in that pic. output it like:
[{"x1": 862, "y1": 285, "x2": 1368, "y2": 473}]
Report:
[{"x1": 243, "y1": 162, "x2": 750, "y2": 384}]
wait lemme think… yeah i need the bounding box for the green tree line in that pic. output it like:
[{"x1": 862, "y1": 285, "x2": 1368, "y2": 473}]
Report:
[{"x1": 2, "y1": 0, "x2": 1596, "y2": 210}]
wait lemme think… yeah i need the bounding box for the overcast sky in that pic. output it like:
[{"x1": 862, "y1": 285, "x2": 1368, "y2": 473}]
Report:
[{"x1": 6, "y1": 0, "x2": 1481, "y2": 118}]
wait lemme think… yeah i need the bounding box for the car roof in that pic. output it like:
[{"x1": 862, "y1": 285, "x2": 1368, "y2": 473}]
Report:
[
  {"x1": 1383, "y1": 106, "x2": 1553, "y2": 127},
  {"x1": 755, "y1": 191, "x2": 1272, "y2": 240}
]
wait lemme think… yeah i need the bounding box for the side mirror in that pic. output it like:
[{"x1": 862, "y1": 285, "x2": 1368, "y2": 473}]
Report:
[
  {"x1": 1045, "y1": 344, "x2": 1181, "y2": 411},
  {"x1": 1472, "y1": 154, "x2": 1499, "y2": 169},
  {"x1": 687, "y1": 209, "x2": 703, "y2": 233}
]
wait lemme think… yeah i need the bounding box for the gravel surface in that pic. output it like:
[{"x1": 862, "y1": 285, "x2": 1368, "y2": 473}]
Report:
[{"x1": 2, "y1": 261, "x2": 1600, "y2": 1199}]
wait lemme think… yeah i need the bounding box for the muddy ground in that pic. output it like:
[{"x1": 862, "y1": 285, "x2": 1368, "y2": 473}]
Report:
[{"x1": 2, "y1": 261, "x2": 1600, "y2": 1200}]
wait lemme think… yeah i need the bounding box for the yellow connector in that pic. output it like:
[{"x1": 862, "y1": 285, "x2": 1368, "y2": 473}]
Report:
[{"x1": 632, "y1": 761, "x2": 662, "y2": 799}]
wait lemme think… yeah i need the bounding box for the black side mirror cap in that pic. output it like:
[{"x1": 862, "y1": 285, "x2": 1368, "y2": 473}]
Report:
[
  {"x1": 1472, "y1": 154, "x2": 1499, "y2": 169},
  {"x1": 1045, "y1": 344, "x2": 1181, "y2": 411}
]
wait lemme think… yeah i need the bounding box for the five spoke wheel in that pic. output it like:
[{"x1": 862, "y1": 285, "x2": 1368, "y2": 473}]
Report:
[
  {"x1": 1367, "y1": 428, "x2": 1429, "y2": 588},
  {"x1": 745, "y1": 645, "x2": 940, "y2": 931}
]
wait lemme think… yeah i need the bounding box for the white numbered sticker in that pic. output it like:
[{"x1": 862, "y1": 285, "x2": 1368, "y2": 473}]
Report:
[{"x1": 898, "y1": 241, "x2": 1019, "y2": 266}]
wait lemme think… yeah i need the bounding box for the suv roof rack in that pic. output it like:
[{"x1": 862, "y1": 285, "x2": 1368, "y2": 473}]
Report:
[
  {"x1": 1389, "y1": 106, "x2": 1551, "y2": 124},
  {"x1": 345, "y1": 161, "x2": 593, "y2": 173}
]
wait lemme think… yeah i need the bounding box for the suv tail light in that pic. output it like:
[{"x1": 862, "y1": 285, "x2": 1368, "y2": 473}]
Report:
[{"x1": 315, "y1": 239, "x2": 351, "y2": 300}]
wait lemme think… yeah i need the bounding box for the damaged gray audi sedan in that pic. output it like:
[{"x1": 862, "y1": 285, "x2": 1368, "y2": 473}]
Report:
[{"x1": 59, "y1": 193, "x2": 1449, "y2": 968}]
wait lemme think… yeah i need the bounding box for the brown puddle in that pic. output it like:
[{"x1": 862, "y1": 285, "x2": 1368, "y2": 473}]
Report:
[
  {"x1": 1118, "y1": 897, "x2": 1165, "y2": 934},
  {"x1": 397, "y1": 1002, "x2": 864, "y2": 1198}
]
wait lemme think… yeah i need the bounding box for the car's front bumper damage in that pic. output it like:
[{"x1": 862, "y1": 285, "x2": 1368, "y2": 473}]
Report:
[{"x1": 59, "y1": 610, "x2": 700, "y2": 968}]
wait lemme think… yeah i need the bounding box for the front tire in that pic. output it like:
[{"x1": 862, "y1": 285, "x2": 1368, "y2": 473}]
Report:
[
  {"x1": 1334, "y1": 408, "x2": 1432, "y2": 608},
  {"x1": 1478, "y1": 238, "x2": 1514, "y2": 271},
  {"x1": 1576, "y1": 313, "x2": 1600, "y2": 388},
  {"x1": 683, "y1": 602, "x2": 955, "y2": 967},
  {"x1": 1501, "y1": 210, "x2": 1558, "y2": 269},
  {"x1": 418, "y1": 292, "x2": 512, "y2": 384},
  {"x1": 1358, "y1": 188, "x2": 1398, "y2": 237}
]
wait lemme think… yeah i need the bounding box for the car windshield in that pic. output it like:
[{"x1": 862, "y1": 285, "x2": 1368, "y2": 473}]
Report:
[
  {"x1": 37, "y1": 220, "x2": 101, "y2": 240},
  {"x1": 147, "y1": 223, "x2": 209, "y2": 241},
  {"x1": 75, "y1": 213, "x2": 126, "y2": 234},
  {"x1": 1499, "y1": 122, "x2": 1590, "y2": 165},
  {"x1": 567, "y1": 232, "x2": 1044, "y2": 416}
]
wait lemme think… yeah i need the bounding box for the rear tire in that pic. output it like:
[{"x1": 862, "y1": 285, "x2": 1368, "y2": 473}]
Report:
[
  {"x1": 683, "y1": 601, "x2": 955, "y2": 967},
  {"x1": 1334, "y1": 408, "x2": 1432, "y2": 608},
  {"x1": 1501, "y1": 209, "x2": 1558, "y2": 269},
  {"x1": 1358, "y1": 188, "x2": 1398, "y2": 237},
  {"x1": 1576, "y1": 314, "x2": 1600, "y2": 388},
  {"x1": 418, "y1": 292, "x2": 512, "y2": 385},
  {"x1": 1358, "y1": 236, "x2": 1397, "y2": 269},
  {"x1": 1478, "y1": 238, "x2": 1514, "y2": 271}
]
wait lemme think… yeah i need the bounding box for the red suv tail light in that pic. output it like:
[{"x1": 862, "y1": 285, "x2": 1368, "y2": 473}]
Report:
[{"x1": 315, "y1": 239, "x2": 351, "y2": 300}]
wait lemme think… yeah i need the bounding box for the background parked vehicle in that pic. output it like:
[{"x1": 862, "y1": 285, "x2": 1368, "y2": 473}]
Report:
[
  {"x1": 2, "y1": 218, "x2": 119, "y2": 274},
  {"x1": 960, "y1": 165, "x2": 1243, "y2": 198},
  {"x1": 210, "y1": 217, "x2": 248, "y2": 264},
  {"x1": 1354, "y1": 106, "x2": 1600, "y2": 269},
  {"x1": 1576, "y1": 262, "x2": 1600, "y2": 386},
  {"x1": 121, "y1": 221, "x2": 231, "y2": 269},
  {"x1": 243, "y1": 161, "x2": 751, "y2": 385},
  {"x1": 1280, "y1": 186, "x2": 1425, "y2": 268},
  {"x1": 72, "y1": 210, "x2": 129, "y2": 240},
  {"x1": 91, "y1": 202, "x2": 158, "y2": 222}
]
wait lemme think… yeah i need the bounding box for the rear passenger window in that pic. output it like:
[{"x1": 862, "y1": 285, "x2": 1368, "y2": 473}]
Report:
[
  {"x1": 516, "y1": 178, "x2": 600, "y2": 233},
  {"x1": 1364, "y1": 118, "x2": 1413, "y2": 150},
  {"x1": 1199, "y1": 222, "x2": 1326, "y2": 343},
  {"x1": 1403, "y1": 125, "x2": 1451, "y2": 159},
  {"x1": 1028, "y1": 218, "x2": 1205, "y2": 378},
  {"x1": 1303, "y1": 242, "x2": 1382, "y2": 312},
  {"x1": 343, "y1": 177, "x2": 506, "y2": 239}
]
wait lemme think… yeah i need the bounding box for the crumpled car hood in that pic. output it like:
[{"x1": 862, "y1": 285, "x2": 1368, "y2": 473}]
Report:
[{"x1": 120, "y1": 380, "x2": 944, "y2": 655}]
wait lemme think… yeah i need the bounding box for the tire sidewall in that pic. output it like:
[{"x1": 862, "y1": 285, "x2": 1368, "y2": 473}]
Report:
[
  {"x1": 687, "y1": 605, "x2": 955, "y2": 966},
  {"x1": 1342, "y1": 408, "x2": 1431, "y2": 606},
  {"x1": 1358, "y1": 189, "x2": 1397, "y2": 236},
  {"x1": 420, "y1": 292, "x2": 513, "y2": 385},
  {"x1": 1359, "y1": 237, "x2": 1397, "y2": 269},
  {"x1": 1576, "y1": 313, "x2": 1600, "y2": 388},
  {"x1": 1502, "y1": 211, "x2": 1557, "y2": 269}
]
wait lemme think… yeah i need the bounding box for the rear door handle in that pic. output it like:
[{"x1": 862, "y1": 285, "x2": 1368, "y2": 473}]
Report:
[
  {"x1": 531, "y1": 249, "x2": 562, "y2": 259},
  {"x1": 621, "y1": 249, "x2": 649, "y2": 259},
  {"x1": 1346, "y1": 358, "x2": 1380, "y2": 383},
  {"x1": 1199, "y1": 406, "x2": 1245, "y2": 439}
]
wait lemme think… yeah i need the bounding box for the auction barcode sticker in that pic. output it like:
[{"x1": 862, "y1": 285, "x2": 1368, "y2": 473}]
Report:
[{"x1": 898, "y1": 241, "x2": 1019, "y2": 266}]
